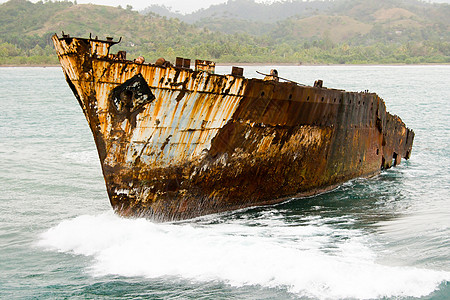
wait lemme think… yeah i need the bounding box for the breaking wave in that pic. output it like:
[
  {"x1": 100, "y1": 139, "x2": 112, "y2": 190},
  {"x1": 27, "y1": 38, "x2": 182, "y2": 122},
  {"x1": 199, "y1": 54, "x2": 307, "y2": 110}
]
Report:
[{"x1": 38, "y1": 212, "x2": 449, "y2": 299}]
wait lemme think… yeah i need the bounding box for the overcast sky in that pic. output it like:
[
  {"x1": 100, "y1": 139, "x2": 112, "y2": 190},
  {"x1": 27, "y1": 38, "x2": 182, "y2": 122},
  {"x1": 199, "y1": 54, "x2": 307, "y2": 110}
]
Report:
[
  {"x1": 1, "y1": 0, "x2": 449, "y2": 14},
  {"x1": 0, "y1": 0, "x2": 242, "y2": 13},
  {"x1": 70, "y1": 0, "x2": 231, "y2": 13}
]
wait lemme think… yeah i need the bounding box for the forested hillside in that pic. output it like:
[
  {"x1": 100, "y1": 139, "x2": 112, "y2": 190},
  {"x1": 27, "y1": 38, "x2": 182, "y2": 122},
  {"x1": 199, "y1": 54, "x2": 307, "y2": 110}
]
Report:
[{"x1": 0, "y1": 0, "x2": 449, "y2": 65}]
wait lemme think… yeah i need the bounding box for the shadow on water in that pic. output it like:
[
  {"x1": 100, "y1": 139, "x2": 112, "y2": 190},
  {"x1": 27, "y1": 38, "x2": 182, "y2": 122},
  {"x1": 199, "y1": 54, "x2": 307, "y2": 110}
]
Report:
[{"x1": 198, "y1": 166, "x2": 412, "y2": 231}]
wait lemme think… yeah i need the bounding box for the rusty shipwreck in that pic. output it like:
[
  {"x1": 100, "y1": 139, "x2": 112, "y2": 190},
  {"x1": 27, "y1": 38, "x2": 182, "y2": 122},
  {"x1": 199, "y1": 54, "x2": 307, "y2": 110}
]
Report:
[{"x1": 52, "y1": 34, "x2": 414, "y2": 221}]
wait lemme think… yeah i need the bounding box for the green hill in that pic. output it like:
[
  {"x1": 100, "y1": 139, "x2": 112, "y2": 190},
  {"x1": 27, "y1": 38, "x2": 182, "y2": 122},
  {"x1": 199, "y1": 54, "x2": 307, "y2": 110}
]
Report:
[
  {"x1": 0, "y1": 0, "x2": 449, "y2": 65},
  {"x1": 145, "y1": 0, "x2": 450, "y2": 44},
  {"x1": 143, "y1": 0, "x2": 333, "y2": 24}
]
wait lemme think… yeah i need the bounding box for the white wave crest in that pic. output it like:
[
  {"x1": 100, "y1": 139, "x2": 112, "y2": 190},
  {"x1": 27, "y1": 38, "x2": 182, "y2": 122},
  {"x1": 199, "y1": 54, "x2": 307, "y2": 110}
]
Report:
[{"x1": 38, "y1": 212, "x2": 449, "y2": 299}]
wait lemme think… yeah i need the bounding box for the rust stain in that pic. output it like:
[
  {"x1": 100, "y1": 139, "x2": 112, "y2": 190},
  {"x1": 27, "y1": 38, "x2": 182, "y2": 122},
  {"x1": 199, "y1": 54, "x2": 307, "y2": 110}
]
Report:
[{"x1": 52, "y1": 34, "x2": 415, "y2": 221}]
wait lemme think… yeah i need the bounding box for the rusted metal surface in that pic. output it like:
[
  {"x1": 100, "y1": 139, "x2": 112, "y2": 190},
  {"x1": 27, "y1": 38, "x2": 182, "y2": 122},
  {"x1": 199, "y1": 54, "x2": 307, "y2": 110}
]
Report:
[
  {"x1": 231, "y1": 66, "x2": 244, "y2": 77},
  {"x1": 195, "y1": 59, "x2": 215, "y2": 73},
  {"x1": 176, "y1": 57, "x2": 191, "y2": 69},
  {"x1": 52, "y1": 34, "x2": 414, "y2": 221}
]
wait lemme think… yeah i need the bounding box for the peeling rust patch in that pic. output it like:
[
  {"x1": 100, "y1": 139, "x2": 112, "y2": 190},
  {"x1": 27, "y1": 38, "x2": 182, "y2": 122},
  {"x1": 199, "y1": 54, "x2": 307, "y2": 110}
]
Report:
[{"x1": 111, "y1": 73, "x2": 155, "y2": 113}]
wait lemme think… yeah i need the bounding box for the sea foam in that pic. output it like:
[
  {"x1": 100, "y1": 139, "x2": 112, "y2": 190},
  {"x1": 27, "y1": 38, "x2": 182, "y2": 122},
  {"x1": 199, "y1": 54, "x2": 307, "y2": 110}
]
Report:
[{"x1": 38, "y1": 212, "x2": 449, "y2": 299}]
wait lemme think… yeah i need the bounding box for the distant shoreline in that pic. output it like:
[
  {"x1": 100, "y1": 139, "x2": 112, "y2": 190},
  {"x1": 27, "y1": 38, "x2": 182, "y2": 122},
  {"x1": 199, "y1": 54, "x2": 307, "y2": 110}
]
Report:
[
  {"x1": 216, "y1": 62, "x2": 450, "y2": 67},
  {"x1": 0, "y1": 64, "x2": 60, "y2": 67},
  {"x1": 1, "y1": 63, "x2": 448, "y2": 68}
]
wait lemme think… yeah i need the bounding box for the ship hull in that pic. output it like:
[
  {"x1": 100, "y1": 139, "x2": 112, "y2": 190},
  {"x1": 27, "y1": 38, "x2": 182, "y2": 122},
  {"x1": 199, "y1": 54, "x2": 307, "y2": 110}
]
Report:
[{"x1": 53, "y1": 35, "x2": 414, "y2": 221}]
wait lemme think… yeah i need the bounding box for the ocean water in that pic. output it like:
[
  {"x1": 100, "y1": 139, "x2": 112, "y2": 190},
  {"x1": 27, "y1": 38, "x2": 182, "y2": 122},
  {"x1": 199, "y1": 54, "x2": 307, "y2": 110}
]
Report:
[{"x1": 0, "y1": 65, "x2": 449, "y2": 299}]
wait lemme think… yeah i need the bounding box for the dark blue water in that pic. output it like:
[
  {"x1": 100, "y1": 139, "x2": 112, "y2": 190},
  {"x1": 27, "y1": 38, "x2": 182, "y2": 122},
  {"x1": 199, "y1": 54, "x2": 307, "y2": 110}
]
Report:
[{"x1": 0, "y1": 66, "x2": 448, "y2": 299}]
